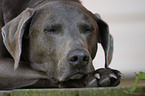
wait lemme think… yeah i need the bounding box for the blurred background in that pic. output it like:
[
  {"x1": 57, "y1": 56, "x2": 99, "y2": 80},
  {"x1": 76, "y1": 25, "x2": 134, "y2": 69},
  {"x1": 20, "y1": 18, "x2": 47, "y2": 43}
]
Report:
[{"x1": 82, "y1": 0, "x2": 145, "y2": 86}]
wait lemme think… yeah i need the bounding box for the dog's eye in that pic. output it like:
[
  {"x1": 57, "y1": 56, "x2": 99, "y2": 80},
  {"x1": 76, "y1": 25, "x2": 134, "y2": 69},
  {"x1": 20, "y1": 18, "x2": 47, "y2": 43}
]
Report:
[
  {"x1": 44, "y1": 25, "x2": 61, "y2": 34},
  {"x1": 44, "y1": 27, "x2": 56, "y2": 33},
  {"x1": 80, "y1": 24, "x2": 94, "y2": 34},
  {"x1": 83, "y1": 27, "x2": 94, "y2": 34},
  {"x1": 85, "y1": 27, "x2": 94, "y2": 32}
]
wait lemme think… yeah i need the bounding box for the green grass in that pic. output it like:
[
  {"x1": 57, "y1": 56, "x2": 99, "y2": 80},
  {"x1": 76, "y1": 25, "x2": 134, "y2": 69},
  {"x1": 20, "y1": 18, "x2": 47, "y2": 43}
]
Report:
[{"x1": 130, "y1": 72, "x2": 145, "y2": 92}]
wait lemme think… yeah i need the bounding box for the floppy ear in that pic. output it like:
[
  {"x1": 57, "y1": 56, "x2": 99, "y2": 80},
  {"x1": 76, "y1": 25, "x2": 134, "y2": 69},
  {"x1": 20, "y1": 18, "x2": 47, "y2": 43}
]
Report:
[
  {"x1": 94, "y1": 13, "x2": 114, "y2": 68},
  {"x1": 1, "y1": 8, "x2": 35, "y2": 70}
]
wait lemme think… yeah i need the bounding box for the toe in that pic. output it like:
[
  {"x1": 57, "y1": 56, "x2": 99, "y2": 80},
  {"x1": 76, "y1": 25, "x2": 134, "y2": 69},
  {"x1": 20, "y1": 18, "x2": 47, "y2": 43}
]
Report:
[{"x1": 94, "y1": 68, "x2": 122, "y2": 87}]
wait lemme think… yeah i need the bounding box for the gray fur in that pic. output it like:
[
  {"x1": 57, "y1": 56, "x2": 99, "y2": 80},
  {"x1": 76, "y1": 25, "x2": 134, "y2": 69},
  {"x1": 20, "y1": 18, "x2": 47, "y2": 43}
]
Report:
[{"x1": 0, "y1": 0, "x2": 120, "y2": 89}]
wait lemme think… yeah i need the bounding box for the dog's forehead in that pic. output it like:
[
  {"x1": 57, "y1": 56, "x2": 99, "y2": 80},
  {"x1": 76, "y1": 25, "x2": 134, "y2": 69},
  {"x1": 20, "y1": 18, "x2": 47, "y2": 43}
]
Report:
[
  {"x1": 30, "y1": 1, "x2": 97, "y2": 32},
  {"x1": 36, "y1": 1, "x2": 94, "y2": 23}
]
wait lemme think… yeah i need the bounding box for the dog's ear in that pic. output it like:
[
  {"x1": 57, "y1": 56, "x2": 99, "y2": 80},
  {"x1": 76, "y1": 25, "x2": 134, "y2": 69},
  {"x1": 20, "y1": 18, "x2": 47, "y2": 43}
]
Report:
[
  {"x1": 1, "y1": 8, "x2": 35, "y2": 70},
  {"x1": 94, "y1": 13, "x2": 114, "y2": 68}
]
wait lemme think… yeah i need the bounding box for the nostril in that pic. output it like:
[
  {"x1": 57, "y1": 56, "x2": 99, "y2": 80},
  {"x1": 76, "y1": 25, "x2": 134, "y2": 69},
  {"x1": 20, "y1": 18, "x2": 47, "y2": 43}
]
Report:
[{"x1": 70, "y1": 56, "x2": 78, "y2": 62}]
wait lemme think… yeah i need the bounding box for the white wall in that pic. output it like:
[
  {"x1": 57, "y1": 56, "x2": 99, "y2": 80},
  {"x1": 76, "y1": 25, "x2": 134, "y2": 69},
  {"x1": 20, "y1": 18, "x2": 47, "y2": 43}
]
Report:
[{"x1": 82, "y1": 0, "x2": 145, "y2": 77}]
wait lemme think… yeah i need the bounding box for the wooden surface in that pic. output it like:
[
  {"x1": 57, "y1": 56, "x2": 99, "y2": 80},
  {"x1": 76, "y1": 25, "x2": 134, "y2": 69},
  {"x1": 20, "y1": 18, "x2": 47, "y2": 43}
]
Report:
[{"x1": 0, "y1": 87, "x2": 145, "y2": 96}]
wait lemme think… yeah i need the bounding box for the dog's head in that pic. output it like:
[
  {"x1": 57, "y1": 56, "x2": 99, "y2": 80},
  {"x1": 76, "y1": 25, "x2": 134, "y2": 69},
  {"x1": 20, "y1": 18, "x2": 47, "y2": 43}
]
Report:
[{"x1": 2, "y1": 0, "x2": 113, "y2": 87}]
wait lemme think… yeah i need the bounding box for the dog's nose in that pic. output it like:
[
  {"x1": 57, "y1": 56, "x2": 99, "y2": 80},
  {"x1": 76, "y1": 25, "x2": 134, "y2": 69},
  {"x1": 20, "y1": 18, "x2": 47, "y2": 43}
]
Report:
[{"x1": 67, "y1": 50, "x2": 89, "y2": 68}]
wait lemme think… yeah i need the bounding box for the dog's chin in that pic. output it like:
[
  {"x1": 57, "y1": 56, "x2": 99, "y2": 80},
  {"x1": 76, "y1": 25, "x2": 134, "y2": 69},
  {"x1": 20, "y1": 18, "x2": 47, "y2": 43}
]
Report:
[{"x1": 57, "y1": 73, "x2": 87, "y2": 88}]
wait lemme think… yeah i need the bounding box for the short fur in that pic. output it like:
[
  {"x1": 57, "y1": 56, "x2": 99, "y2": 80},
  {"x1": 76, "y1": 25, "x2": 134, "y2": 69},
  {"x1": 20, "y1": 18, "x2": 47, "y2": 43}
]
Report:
[{"x1": 0, "y1": 0, "x2": 121, "y2": 89}]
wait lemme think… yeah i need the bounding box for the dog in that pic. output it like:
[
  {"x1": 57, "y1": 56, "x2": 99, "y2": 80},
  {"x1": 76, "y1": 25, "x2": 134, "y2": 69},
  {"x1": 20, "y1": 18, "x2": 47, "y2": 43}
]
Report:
[{"x1": 0, "y1": 0, "x2": 121, "y2": 89}]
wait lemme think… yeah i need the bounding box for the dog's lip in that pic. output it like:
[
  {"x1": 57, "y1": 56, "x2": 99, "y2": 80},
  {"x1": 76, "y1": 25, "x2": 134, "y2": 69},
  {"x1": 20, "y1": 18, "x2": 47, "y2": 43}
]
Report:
[
  {"x1": 63, "y1": 73, "x2": 86, "y2": 82},
  {"x1": 69, "y1": 73, "x2": 84, "y2": 80},
  {"x1": 56, "y1": 72, "x2": 88, "y2": 88},
  {"x1": 56, "y1": 73, "x2": 85, "y2": 83}
]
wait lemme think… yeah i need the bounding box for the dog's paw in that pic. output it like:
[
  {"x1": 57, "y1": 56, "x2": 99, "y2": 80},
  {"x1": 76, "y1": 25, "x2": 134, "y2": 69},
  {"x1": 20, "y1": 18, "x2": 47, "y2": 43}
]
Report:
[{"x1": 93, "y1": 68, "x2": 122, "y2": 87}]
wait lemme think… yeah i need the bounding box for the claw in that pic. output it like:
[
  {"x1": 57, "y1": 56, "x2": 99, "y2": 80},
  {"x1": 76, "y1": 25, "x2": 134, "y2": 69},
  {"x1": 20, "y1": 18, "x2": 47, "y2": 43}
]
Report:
[
  {"x1": 109, "y1": 73, "x2": 117, "y2": 79},
  {"x1": 117, "y1": 72, "x2": 124, "y2": 80},
  {"x1": 120, "y1": 73, "x2": 124, "y2": 78},
  {"x1": 94, "y1": 73, "x2": 100, "y2": 79},
  {"x1": 120, "y1": 74, "x2": 124, "y2": 80},
  {"x1": 88, "y1": 79, "x2": 97, "y2": 87}
]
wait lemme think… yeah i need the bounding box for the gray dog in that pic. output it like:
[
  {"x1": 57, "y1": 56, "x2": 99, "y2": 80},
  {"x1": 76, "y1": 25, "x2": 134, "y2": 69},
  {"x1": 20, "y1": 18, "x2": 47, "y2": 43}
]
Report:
[{"x1": 0, "y1": 0, "x2": 121, "y2": 89}]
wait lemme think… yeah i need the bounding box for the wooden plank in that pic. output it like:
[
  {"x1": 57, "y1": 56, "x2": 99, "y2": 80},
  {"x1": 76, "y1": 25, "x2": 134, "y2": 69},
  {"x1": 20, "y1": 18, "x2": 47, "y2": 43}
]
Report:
[
  {"x1": 9, "y1": 87, "x2": 145, "y2": 96},
  {"x1": 0, "y1": 87, "x2": 145, "y2": 96}
]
